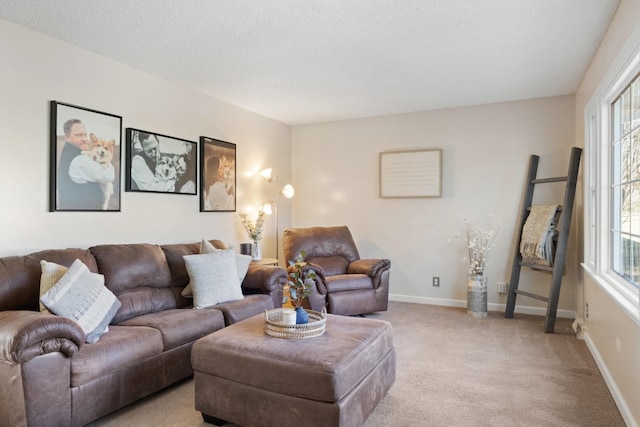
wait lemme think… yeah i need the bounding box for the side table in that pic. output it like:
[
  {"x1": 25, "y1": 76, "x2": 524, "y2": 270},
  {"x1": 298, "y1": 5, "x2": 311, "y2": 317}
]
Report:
[{"x1": 251, "y1": 257, "x2": 278, "y2": 266}]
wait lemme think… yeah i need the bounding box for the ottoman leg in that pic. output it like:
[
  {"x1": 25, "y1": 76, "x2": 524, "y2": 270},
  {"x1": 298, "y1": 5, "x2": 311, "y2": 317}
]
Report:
[{"x1": 202, "y1": 413, "x2": 225, "y2": 426}]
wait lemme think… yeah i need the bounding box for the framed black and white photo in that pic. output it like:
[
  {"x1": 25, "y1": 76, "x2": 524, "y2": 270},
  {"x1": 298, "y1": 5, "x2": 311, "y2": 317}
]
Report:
[
  {"x1": 200, "y1": 136, "x2": 236, "y2": 212},
  {"x1": 125, "y1": 128, "x2": 197, "y2": 195},
  {"x1": 50, "y1": 101, "x2": 123, "y2": 212}
]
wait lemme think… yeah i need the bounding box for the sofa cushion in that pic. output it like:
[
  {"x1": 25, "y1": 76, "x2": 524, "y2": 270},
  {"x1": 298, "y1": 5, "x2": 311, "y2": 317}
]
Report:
[
  {"x1": 118, "y1": 308, "x2": 225, "y2": 351},
  {"x1": 90, "y1": 244, "x2": 177, "y2": 323},
  {"x1": 90, "y1": 244, "x2": 172, "y2": 293},
  {"x1": 184, "y1": 250, "x2": 244, "y2": 309},
  {"x1": 40, "y1": 259, "x2": 121, "y2": 344},
  {"x1": 70, "y1": 325, "x2": 163, "y2": 387},
  {"x1": 181, "y1": 240, "x2": 251, "y2": 298},
  {"x1": 161, "y1": 240, "x2": 228, "y2": 287}
]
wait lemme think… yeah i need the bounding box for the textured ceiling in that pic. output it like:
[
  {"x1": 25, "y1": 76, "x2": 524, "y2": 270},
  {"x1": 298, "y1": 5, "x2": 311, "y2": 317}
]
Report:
[{"x1": 0, "y1": 0, "x2": 621, "y2": 125}]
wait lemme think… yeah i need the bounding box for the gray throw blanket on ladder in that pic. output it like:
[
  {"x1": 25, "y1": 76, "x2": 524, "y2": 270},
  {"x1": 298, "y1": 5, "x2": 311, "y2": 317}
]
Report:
[{"x1": 520, "y1": 204, "x2": 560, "y2": 267}]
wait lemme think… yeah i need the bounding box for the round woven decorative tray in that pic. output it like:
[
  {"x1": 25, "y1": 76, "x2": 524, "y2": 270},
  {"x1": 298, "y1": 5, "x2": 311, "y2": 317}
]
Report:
[{"x1": 264, "y1": 307, "x2": 327, "y2": 339}]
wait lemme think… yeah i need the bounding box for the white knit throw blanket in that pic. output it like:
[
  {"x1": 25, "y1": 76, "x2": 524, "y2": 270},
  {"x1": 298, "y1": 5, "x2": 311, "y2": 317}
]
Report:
[{"x1": 520, "y1": 204, "x2": 560, "y2": 262}]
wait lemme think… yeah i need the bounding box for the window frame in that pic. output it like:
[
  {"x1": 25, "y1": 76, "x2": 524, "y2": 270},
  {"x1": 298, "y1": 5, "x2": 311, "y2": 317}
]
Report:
[{"x1": 584, "y1": 23, "x2": 640, "y2": 323}]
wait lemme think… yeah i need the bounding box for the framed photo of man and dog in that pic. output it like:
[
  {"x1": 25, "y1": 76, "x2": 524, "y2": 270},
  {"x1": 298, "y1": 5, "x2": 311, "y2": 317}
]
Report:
[
  {"x1": 200, "y1": 137, "x2": 236, "y2": 212},
  {"x1": 50, "y1": 101, "x2": 123, "y2": 212},
  {"x1": 125, "y1": 128, "x2": 197, "y2": 195}
]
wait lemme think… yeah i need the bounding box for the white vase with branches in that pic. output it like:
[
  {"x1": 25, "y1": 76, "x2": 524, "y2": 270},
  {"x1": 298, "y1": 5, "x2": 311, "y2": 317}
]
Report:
[
  {"x1": 239, "y1": 210, "x2": 266, "y2": 260},
  {"x1": 458, "y1": 216, "x2": 501, "y2": 318}
]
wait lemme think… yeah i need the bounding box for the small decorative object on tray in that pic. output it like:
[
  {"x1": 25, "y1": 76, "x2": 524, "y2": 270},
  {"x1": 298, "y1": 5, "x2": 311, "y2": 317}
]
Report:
[
  {"x1": 283, "y1": 251, "x2": 316, "y2": 324},
  {"x1": 264, "y1": 307, "x2": 327, "y2": 339}
]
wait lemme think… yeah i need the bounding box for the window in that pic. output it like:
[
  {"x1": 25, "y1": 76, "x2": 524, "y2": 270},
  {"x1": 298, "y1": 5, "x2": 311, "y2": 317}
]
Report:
[
  {"x1": 584, "y1": 24, "x2": 640, "y2": 316},
  {"x1": 611, "y1": 74, "x2": 640, "y2": 288}
]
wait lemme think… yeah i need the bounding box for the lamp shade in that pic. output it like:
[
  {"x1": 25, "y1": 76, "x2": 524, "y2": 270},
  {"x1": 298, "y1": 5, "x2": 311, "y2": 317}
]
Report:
[
  {"x1": 259, "y1": 168, "x2": 273, "y2": 180},
  {"x1": 281, "y1": 184, "x2": 295, "y2": 198}
]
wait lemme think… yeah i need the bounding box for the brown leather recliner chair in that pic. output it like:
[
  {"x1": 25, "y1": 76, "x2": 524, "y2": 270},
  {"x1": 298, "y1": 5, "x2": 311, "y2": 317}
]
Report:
[{"x1": 282, "y1": 226, "x2": 391, "y2": 316}]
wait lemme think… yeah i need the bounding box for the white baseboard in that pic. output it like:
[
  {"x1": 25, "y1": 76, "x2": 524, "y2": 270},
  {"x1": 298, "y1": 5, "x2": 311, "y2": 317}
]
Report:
[
  {"x1": 388, "y1": 294, "x2": 576, "y2": 319},
  {"x1": 583, "y1": 331, "x2": 638, "y2": 427}
]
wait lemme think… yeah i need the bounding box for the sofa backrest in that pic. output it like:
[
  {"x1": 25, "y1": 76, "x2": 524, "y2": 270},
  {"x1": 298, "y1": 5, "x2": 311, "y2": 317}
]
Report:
[
  {"x1": 0, "y1": 239, "x2": 230, "y2": 320},
  {"x1": 90, "y1": 243, "x2": 181, "y2": 324},
  {"x1": 0, "y1": 248, "x2": 98, "y2": 311}
]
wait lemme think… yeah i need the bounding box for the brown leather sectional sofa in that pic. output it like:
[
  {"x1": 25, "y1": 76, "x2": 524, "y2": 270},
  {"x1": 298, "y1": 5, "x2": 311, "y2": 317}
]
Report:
[{"x1": 0, "y1": 239, "x2": 287, "y2": 427}]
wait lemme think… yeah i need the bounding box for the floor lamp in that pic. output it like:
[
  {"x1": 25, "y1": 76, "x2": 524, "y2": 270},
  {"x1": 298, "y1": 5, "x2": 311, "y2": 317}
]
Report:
[{"x1": 260, "y1": 169, "x2": 294, "y2": 262}]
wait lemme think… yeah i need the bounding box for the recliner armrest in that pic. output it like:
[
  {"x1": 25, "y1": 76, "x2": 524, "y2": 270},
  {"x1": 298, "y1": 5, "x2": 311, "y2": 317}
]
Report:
[
  {"x1": 348, "y1": 259, "x2": 391, "y2": 288},
  {"x1": 287, "y1": 262, "x2": 328, "y2": 295},
  {"x1": 0, "y1": 310, "x2": 84, "y2": 364}
]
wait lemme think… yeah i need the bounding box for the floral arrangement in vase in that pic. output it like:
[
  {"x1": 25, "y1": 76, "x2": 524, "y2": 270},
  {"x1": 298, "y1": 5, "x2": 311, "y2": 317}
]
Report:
[
  {"x1": 460, "y1": 216, "x2": 501, "y2": 276},
  {"x1": 283, "y1": 251, "x2": 316, "y2": 324},
  {"x1": 239, "y1": 210, "x2": 266, "y2": 260}
]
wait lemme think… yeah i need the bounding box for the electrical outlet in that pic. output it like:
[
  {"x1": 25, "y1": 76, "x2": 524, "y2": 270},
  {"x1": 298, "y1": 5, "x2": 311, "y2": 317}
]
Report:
[
  {"x1": 586, "y1": 302, "x2": 589, "y2": 319},
  {"x1": 497, "y1": 282, "x2": 507, "y2": 294},
  {"x1": 432, "y1": 277, "x2": 440, "y2": 287}
]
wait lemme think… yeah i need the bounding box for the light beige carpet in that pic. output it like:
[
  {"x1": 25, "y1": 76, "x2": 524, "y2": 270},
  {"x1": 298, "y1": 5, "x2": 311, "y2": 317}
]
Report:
[{"x1": 88, "y1": 301, "x2": 624, "y2": 427}]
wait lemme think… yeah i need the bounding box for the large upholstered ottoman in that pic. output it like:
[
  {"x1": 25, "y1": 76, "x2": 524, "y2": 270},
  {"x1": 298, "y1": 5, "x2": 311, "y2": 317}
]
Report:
[{"x1": 191, "y1": 312, "x2": 395, "y2": 427}]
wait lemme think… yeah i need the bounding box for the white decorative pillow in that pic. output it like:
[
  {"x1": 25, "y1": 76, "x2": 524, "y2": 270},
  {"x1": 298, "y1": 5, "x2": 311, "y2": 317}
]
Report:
[
  {"x1": 183, "y1": 249, "x2": 245, "y2": 309},
  {"x1": 235, "y1": 253, "x2": 252, "y2": 282},
  {"x1": 39, "y1": 261, "x2": 69, "y2": 314},
  {"x1": 181, "y1": 240, "x2": 252, "y2": 298},
  {"x1": 40, "y1": 259, "x2": 121, "y2": 343}
]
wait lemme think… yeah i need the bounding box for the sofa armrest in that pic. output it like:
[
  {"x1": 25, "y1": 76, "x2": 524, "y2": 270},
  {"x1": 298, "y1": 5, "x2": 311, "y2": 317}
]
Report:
[
  {"x1": 348, "y1": 259, "x2": 391, "y2": 289},
  {"x1": 242, "y1": 265, "x2": 288, "y2": 309},
  {"x1": 0, "y1": 311, "x2": 84, "y2": 364},
  {"x1": 242, "y1": 264, "x2": 287, "y2": 294}
]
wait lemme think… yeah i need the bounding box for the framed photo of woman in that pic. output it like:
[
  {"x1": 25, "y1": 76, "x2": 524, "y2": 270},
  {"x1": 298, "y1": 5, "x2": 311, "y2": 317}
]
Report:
[{"x1": 200, "y1": 137, "x2": 236, "y2": 212}]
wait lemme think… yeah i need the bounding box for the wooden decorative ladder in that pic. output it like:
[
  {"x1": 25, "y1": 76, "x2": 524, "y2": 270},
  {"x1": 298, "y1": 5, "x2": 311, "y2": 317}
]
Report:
[{"x1": 504, "y1": 147, "x2": 582, "y2": 333}]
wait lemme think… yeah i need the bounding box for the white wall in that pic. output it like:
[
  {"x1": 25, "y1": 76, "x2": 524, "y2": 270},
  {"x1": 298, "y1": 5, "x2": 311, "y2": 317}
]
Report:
[
  {"x1": 574, "y1": 0, "x2": 640, "y2": 425},
  {"x1": 0, "y1": 20, "x2": 292, "y2": 258},
  {"x1": 292, "y1": 96, "x2": 577, "y2": 314}
]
